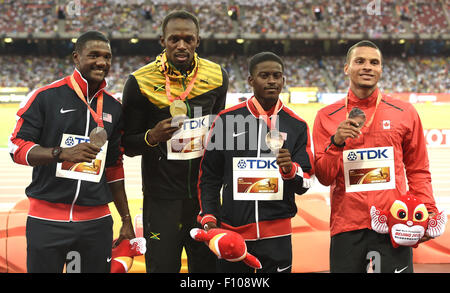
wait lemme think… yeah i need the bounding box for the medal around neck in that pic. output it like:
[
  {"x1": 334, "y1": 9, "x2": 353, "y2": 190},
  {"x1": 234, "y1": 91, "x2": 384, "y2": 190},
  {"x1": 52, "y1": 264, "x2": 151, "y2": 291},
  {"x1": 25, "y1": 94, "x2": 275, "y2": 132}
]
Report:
[
  {"x1": 348, "y1": 107, "x2": 366, "y2": 128},
  {"x1": 265, "y1": 129, "x2": 284, "y2": 153},
  {"x1": 89, "y1": 127, "x2": 108, "y2": 147},
  {"x1": 170, "y1": 100, "x2": 188, "y2": 117}
]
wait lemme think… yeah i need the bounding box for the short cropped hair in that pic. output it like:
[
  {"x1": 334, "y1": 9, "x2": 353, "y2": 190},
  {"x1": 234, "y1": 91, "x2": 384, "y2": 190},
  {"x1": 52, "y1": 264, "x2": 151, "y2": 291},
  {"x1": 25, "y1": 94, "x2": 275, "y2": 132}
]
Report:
[
  {"x1": 248, "y1": 52, "x2": 285, "y2": 76},
  {"x1": 346, "y1": 40, "x2": 382, "y2": 64},
  {"x1": 74, "y1": 30, "x2": 109, "y2": 53},
  {"x1": 161, "y1": 10, "x2": 200, "y2": 36}
]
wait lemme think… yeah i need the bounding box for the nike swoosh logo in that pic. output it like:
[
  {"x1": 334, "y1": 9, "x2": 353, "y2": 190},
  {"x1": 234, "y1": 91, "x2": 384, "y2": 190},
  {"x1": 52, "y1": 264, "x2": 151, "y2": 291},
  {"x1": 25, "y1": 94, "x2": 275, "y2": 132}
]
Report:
[
  {"x1": 394, "y1": 266, "x2": 408, "y2": 273},
  {"x1": 277, "y1": 265, "x2": 291, "y2": 272},
  {"x1": 107, "y1": 257, "x2": 112, "y2": 262},
  {"x1": 233, "y1": 131, "x2": 247, "y2": 137},
  {"x1": 60, "y1": 108, "x2": 77, "y2": 114}
]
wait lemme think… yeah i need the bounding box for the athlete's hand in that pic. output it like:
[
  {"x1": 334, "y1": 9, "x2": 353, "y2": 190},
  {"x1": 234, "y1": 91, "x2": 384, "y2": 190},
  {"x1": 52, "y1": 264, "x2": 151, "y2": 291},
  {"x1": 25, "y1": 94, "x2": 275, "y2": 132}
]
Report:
[
  {"x1": 334, "y1": 118, "x2": 363, "y2": 145},
  {"x1": 146, "y1": 117, "x2": 185, "y2": 144},
  {"x1": 60, "y1": 142, "x2": 101, "y2": 163},
  {"x1": 418, "y1": 212, "x2": 436, "y2": 244},
  {"x1": 113, "y1": 218, "x2": 136, "y2": 248},
  {"x1": 204, "y1": 222, "x2": 217, "y2": 231},
  {"x1": 276, "y1": 148, "x2": 293, "y2": 174}
]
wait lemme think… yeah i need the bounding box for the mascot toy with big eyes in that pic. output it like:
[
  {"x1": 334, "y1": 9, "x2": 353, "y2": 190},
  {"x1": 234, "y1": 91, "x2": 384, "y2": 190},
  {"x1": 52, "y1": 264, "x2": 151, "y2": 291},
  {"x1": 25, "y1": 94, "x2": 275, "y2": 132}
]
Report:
[{"x1": 370, "y1": 193, "x2": 447, "y2": 248}]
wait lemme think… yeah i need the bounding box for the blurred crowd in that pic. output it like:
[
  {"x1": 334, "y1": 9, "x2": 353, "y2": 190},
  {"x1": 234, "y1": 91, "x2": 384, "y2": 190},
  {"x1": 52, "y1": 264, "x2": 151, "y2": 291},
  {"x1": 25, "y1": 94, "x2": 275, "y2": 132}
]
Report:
[
  {"x1": 0, "y1": 0, "x2": 448, "y2": 35},
  {"x1": 1, "y1": 54, "x2": 448, "y2": 94}
]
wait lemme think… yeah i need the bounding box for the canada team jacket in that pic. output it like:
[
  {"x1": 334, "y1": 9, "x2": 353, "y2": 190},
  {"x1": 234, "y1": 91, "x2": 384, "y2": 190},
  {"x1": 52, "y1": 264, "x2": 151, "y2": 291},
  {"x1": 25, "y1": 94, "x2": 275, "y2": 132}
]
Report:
[
  {"x1": 313, "y1": 88, "x2": 437, "y2": 237},
  {"x1": 198, "y1": 97, "x2": 314, "y2": 240},
  {"x1": 121, "y1": 53, "x2": 228, "y2": 200},
  {"x1": 8, "y1": 69, "x2": 124, "y2": 221}
]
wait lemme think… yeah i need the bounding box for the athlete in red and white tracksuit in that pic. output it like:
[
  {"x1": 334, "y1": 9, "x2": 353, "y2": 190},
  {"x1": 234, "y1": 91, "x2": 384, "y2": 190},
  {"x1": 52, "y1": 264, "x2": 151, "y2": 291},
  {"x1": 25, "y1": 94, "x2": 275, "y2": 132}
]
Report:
[
  {"x1": 8, "y1": 69, "x2": 130, "y2": 272},
  {"x1": 313, "y1": 87, "x2": 438, "y2": 272}
]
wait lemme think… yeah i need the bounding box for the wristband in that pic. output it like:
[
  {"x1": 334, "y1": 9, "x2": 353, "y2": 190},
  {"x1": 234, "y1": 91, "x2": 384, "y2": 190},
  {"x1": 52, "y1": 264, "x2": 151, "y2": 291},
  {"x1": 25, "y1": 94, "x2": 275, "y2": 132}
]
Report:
[
  {"x1": 121, "y1": 214, "x2": 131, "y2": 222},
  {"x1": 144, "y1": 129, "x2": 159, "y2": 147}
]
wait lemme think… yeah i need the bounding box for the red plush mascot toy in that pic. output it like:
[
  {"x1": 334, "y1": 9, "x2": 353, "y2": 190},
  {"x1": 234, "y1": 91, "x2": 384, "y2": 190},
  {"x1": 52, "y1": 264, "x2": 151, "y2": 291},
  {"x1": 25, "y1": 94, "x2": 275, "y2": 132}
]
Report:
[
  {"x1": 190, "y1": 228, "x2": 262, "y2": 269},
  {"x1": 370, "y1": 193, "x2": 447, "y2": 248},
  {"x1": 110, "y1": 237, "x2": 146, "y2": 273}
]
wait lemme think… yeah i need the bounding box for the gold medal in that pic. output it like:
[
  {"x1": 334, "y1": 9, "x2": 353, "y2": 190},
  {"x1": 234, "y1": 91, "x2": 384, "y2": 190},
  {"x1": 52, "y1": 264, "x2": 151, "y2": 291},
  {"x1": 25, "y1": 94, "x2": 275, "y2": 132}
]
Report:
[
  {"x1": 265, "y1": 129, "x2": 284, "y2": 153},
  {"x1": 170, "y1": 100, "x2": 187, "y2": 117},
  {"x1": 89, "y1": 127, "x2": 107, "y2": 147}
]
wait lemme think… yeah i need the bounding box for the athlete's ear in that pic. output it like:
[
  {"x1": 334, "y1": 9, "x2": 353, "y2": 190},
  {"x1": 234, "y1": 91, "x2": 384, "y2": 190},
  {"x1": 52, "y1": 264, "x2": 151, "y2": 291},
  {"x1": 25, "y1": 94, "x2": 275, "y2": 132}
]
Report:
[
  {"x1": 344, "y1": 63, "x2": 349, "y2": 76},
  {"x1": 72, "y1": 51, "x2": 80, "y2": 69},
  {"x1": 247, "y1": 74, "x2": 254, "y2": 88},
  {"x1": 196, "y1": 35, "x2": 200, "y2": 48},
  {"x1": 159, "y1": 34, "x2": 166, "y2": 49}
]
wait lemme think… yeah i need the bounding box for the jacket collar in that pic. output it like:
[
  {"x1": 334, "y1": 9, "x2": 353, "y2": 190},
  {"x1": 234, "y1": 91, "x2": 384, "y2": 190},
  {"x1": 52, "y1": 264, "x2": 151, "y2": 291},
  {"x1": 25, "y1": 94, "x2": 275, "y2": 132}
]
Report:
[
  {"x1": 71, "y1": 68, "x2": 107, "y2": 100},
  {"x1": 247, "y1": 96, "x2": 284, "y2": 118},
  {"x1": 156, "y1": 50, "x2": 199, "y2": 80},
  {"x1": 347, "y1": 87, "x2": 380, "y2": 108}
]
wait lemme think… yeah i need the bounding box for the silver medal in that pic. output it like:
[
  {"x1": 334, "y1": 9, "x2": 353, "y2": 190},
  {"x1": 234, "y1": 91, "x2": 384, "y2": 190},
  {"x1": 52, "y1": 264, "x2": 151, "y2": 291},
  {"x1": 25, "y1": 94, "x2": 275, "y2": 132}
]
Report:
[
  {"x1": 89, "y1": 127, "x2": 107, "y2": 147},
  {"x1": 265, "y1": 129, "x2": 284, "y2": 153}
]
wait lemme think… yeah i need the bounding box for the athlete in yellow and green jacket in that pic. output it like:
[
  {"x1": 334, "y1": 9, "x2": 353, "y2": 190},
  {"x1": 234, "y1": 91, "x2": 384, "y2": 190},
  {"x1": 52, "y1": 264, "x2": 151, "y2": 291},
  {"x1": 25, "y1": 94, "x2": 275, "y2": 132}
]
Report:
[{"x1": 121, "y1": 11, "x2": 228, "y2": 273}]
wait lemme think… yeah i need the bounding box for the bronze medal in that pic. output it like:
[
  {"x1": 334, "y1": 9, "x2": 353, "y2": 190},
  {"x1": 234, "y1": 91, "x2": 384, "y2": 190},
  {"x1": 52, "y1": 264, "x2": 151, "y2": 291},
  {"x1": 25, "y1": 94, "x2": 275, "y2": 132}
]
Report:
[{"x1": 348, "y1": 107, "x2": 366, "y2": 128}]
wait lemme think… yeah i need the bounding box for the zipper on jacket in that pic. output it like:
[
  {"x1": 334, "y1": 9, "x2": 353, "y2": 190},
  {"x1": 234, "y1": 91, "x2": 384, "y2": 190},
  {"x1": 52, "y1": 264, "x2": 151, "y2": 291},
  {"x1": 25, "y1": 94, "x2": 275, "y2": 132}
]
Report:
[
  {"x1": 69, "y1": 83, "x2": 101, "y2": 221},
  {"x1": 69, "y1": 101, "x2": 91, "y2": 221},
  {"x1": 255, "y1": 119, "x2": 263, "y2": 239}
]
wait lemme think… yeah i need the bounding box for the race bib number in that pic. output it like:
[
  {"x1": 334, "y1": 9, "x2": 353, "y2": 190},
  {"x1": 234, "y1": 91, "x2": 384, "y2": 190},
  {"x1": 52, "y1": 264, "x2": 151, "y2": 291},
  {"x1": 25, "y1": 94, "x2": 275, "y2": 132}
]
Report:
[
  {"x1": 55, "y1": 133, "x2": 108, "y2": 183},
  {"x1": 167, "y1": 115, "x2": 210, "y2": 160},
  {"x1": 343, "y1": 146, "x2": 395, "y2": 192},
  {"x1": 233, "y1": 157, "x2": 283, "y2": 201}
]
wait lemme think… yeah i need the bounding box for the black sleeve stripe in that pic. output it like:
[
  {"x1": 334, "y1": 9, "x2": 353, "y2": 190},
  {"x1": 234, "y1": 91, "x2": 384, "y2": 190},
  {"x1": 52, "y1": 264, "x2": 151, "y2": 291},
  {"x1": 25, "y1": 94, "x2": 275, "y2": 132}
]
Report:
[
  {"x1": 381, "y1": 99, "x2": 404, "y2": 111},
  {"x1": 328, "y1": 105, "x2": 345, "y2": 116}
]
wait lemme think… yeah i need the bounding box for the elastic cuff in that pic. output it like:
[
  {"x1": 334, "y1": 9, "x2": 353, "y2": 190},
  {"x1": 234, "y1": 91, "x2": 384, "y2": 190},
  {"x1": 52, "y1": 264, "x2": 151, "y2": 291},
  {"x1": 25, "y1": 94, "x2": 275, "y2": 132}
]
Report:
[
  {"x1": 106, "y1": 164, "x2": 125, "y2": 183},
  {"x1": 279, "y1": 162, "x2": 297, "y2": 180},
  {"x1": 331, "y1": 135, "x2": 345, "y2": 147},
  {"x1": 200, "y1": 214, "x2": 217, "y2": 227}
]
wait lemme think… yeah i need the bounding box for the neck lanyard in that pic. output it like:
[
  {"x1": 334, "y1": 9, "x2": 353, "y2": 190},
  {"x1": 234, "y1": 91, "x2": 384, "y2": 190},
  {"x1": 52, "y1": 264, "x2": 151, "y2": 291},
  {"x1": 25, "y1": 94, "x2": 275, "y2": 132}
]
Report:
[
  {"x1": 345, "y1": 90, "x2": 382, "y2": 129},
  {"x1": 251, "y1": 97, "x2": 282, "y2": 130},
  {"x1": 162, "y1": 54, "x2": 199, "y2": 103},
  {"x1": 70, "y1": 75, "x2": 104, "y2": 128}
]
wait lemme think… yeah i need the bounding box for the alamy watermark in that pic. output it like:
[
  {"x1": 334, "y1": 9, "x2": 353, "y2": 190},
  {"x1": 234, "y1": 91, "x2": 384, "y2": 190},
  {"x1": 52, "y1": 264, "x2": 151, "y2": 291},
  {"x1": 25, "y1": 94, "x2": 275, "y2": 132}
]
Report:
[
  {"x1": 170, "y1": 106, "x2": 279, "y2": 152},
  {"x1": 65, "y1": 0, "x2": 82, "y2": 17},
  {"x1": 366, "y1": 0, "x2": 381, "y2": 16},
  {"x1": 66, "y1": 250, "x2": 81, "y2": 273},
  {"x1": 366, "y1": 250, "x2": 381, "y2": 273}
]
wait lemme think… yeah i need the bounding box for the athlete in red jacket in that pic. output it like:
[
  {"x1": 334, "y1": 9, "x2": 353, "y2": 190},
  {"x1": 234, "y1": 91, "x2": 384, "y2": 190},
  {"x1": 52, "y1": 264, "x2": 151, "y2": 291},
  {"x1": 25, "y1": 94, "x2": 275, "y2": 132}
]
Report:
[{"x1": 313, "y1": 40, "x2": 438, "y2": 273}]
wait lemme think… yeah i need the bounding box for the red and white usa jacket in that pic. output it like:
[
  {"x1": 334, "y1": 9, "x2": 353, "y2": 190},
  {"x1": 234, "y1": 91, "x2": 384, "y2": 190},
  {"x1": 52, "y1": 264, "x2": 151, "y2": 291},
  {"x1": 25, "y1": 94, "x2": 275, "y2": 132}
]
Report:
[
  {"x1": 198, "y1": 97, "x2": 314, "y2": 240},
  {"x1": 313, "y1": 88, "x2": 437, "y2": 237},
  {"x1": 8, "y1": 69, "x2": 124, "y2": 222}
]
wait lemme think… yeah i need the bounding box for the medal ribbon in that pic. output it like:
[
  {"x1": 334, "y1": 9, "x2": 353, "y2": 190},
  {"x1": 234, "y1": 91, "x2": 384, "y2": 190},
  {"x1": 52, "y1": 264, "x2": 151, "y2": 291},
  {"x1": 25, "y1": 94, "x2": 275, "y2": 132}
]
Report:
[
  {"x1": 345, "y1": 90, "x2": 382, "y2": 129},
  {"x1": 70, "y1": 75, "x2": 104, "y2": 128},
  {"x1": 165, "y1": 67, "x2": 198, "y2": 102},
  {"x1": 251, "y1": 96, "x2": 282, "y2": 130},
  {"x1": 161, "y1": 52, "x2": 199, "y2": 103}
]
